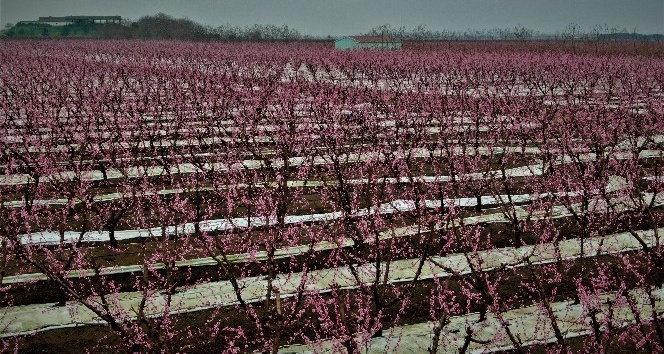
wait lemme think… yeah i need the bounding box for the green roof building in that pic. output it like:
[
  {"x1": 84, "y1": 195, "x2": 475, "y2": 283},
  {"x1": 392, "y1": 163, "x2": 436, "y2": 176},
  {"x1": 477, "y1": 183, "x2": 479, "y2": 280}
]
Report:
[{"x1": 335, "y1": 36, "x2": 402, "y2": 50}]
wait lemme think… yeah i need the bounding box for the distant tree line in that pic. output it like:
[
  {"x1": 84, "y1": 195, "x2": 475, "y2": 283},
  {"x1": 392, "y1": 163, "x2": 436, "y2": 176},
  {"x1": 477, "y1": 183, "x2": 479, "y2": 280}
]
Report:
[
  {"x1": 2, "y1": 14, "x2": 662, "y2": 42},
  {"x1": 123, "y1": 13, "x2": 306, "y2": 41},
  {"x1": 365, "y1": 24, "x2": 534, "y2": 41},
  {"x1": 364, "y1": 23, "x2": 664, "y2": 41}
]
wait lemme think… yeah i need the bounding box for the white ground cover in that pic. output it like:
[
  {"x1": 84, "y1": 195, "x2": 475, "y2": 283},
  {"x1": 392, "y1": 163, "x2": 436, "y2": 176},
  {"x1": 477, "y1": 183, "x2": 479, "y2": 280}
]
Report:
[
  {"x1": 0, "y1": 173, "x2": 544, "y2": 208},
  {"x1": 279, "y1": 285, "x2": 664, "y2": 353},
  {"x1": 0, "y1": 226, "x2": 661, "y2": 338},
  {"x1": 14, "y1": 186, "x2": 661, "y2": 246},
  {"x1": 1, "y1": 190, "x2": 597, "y2": 284},
  {"x1": 1, "y1": 145, "x2": 660, "y2": 186},
  {"x1": 12, "y1": 193, "x2": 534, "y2": 245},
  {"x1": 1, "y1": 146, "x2": 530, "y2": 185}
]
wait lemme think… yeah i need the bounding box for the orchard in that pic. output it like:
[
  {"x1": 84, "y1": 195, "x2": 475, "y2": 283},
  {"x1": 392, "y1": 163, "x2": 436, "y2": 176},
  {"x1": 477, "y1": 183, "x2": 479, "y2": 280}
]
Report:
[{"x1": 0, "y1": 40, "x2": 663, "y2": 353}]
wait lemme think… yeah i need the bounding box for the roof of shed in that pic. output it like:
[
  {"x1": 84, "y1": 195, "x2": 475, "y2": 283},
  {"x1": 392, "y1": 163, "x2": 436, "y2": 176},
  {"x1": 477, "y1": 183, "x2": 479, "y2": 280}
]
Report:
[
  {"x1": 38, "y1": 16, "x2": 122, "y2": 22},
  {"x1": 38, "y1": 17, "x2": 69, "y2": 22}
]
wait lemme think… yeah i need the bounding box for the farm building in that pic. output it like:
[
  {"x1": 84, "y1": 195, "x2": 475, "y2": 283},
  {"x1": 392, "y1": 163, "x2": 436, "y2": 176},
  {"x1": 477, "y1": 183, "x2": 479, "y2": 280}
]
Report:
[
  {"x1": 18, "y1": 16, "x2": 122, "y2": 26},
  {"x1": 335, "y1": 36, "x2": 402, "y2": 50}
]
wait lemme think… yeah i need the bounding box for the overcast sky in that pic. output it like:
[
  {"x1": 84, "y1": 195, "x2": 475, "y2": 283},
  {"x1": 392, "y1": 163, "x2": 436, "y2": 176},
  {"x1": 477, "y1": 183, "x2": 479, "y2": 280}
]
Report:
[{"x1": 1, "y1": 0, "x2": 663, "y2": 36}]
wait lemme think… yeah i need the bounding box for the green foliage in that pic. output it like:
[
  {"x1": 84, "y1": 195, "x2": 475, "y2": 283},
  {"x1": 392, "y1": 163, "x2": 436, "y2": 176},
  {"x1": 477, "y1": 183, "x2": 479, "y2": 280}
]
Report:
[{"x1": 1, "y1": 22, "x2": 103, "y2": 38}]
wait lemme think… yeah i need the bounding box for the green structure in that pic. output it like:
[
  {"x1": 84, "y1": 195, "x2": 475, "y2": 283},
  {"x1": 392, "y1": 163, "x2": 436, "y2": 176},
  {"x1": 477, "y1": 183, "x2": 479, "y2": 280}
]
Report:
[
  {"x1": 334, "y1": 36, "x2": 402, "y2": 50},
  {"x1": 18, "y1": 16, "x2": 122, "y2": 27}
]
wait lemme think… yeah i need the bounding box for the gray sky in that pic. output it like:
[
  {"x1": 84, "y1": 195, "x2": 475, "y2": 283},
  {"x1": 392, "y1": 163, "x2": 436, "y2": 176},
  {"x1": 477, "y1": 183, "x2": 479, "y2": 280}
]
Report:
[{"x1": 1, "y1": 0, "x2": 663, "y2": 36}]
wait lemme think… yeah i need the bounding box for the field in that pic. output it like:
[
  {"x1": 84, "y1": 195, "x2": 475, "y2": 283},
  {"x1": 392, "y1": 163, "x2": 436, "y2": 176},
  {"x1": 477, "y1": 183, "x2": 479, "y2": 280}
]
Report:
[{"x1": 0, "y1": 40, "x2": 663, "y2": 353}]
